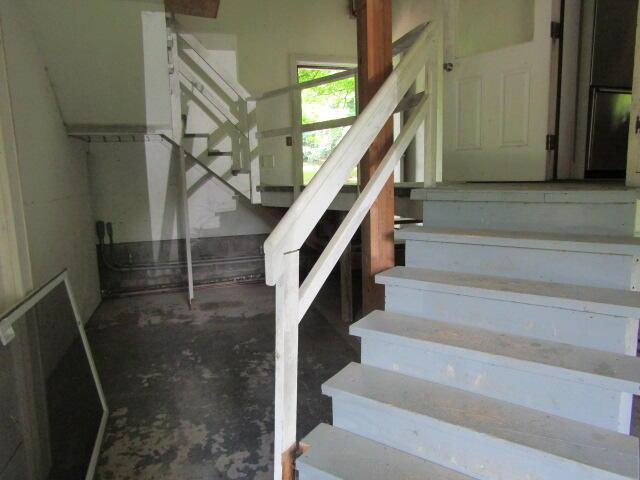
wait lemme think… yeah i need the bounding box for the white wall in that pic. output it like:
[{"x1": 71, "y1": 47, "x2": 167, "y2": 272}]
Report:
[
  {"x1": 0, "y1": 0, "x2": 100, "y2": 319},
  {"x1": 178, "y1": 0, "x2": 358, "y2": 186},
  {"x1": 23, "y1": 0, "x2": 170, "y2": 130},
  {"x1": 88, "y1": 138, "x2": 272, "y2": 243}
]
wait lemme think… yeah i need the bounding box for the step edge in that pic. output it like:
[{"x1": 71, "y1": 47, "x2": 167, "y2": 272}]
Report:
[
  {"x1": 351, "y1": 318, "x2": 640, "y2": 394},
  {"x1": 377, "y1": 268, "x2": 640, "y2": 316},
  {"x1": 326, "y1": 384, "x2": 638, "y2": 479},
  {"x1": 396, "y1": 228, "x2": 640, "y2": 254},
  {"x1": 297, "y1": 424, "x2": 476, "y2": 480}
]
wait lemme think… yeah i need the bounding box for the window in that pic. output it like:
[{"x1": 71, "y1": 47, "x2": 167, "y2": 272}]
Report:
[{"x1": 298, "y1": 66, "x2": 357, "y2": 184}]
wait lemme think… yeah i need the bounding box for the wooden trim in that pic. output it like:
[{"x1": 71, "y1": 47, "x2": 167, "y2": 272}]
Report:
[
  {"x1": 165, "y1": 0, "x2": 220, "y2": 19},
  {"x1": 273, "y1": 251, "x2": 300, "y2": 480}
]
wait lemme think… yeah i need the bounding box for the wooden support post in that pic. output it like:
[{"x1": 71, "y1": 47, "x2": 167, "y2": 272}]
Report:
[
  {"x1": 357, "y1": 0, "x2": 395, "y2": 315},
  {"x1": 273, "y1": 251, "x2": 299, "y2": 480}
]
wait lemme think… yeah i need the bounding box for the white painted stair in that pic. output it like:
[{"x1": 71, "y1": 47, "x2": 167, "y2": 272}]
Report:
[
  {"x1": 397, "y1": 226, "x2": 640, "y2": 291},
  {"x1": 352, "y1": 310, "x2": 640, "y2": 432},
  {"x1": 297, "y1": 218, "x2": 640, "y2": 479},
  {"x1": 323, "y1": 363, "x2": 638, "y2": 480},
  {"x1": 297, "y1": 424, "x2": 475, "y2": 480}
]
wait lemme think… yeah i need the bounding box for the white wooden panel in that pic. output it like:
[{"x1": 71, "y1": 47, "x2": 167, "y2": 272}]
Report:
[
  {"x1": 500, "y1": 69, "x2": 530, "y2": 146},
  {"x1": 455, "y1": 77, "x2": 482, "y2": 150}
]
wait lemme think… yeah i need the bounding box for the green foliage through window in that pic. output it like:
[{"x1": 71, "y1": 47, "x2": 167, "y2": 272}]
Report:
[{"x1": 298, "y1": 67, "x2": 357, "y2": 185}]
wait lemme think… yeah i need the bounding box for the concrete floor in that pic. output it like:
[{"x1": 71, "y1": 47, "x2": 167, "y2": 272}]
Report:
[{"x1": 87, "y1": 281, "x2": 357, "y2": 479}]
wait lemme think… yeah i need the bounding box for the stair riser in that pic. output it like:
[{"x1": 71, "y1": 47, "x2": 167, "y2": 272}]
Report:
[
  {"x1": 298, "y1": 466, "x2": 337, "y2": 480},
  {"x1": 360, "y1": 336, "x2": 633, "y2": 433},
  {"x1": 385, "y1": 285, "x2": 638, "y2": 355},
  {"x1": 405, "y1": 240, "x2": 640, "y2": 291},
  {"x1": 421, "y1": 200, "x2": 638, "y2": 236},
  {"x1": 331, "y1": 394, "x2": 633, "y2": 480}
]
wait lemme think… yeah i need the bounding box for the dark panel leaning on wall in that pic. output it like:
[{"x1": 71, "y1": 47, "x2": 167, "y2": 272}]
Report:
[{"x1": 95, "y1": 232, "x2": 268, "y2": 297}]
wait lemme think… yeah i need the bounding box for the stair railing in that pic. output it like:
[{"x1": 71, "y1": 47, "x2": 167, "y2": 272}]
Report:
[
  {"x1": 167, "y1": 18, "x2": 262, "y2": 204},
  {"x1": 264, "y1": 23, "x2": 438, "y2": 480}
]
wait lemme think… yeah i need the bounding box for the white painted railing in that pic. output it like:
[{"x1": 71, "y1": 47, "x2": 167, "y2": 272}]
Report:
[
  {"x1": 167, "y1": 20, "x2": 262, "y2": 204},
  {"x1": 264, "y1": 23, "x2": 438, "y2": 480}
]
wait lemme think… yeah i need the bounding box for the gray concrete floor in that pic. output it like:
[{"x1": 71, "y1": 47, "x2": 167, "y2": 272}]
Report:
[{"x1": 87, "y1": 280, "x2": 357, "y2": 479}]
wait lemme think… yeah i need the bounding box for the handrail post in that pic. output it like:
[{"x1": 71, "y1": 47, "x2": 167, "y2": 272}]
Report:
[{"x1": 273, "y1": 250, "x2": 300, "y2": 480}]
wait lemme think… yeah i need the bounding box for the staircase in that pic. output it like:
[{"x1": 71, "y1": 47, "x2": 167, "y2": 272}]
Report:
[{"x1": 297, "y1": 212, "x2": 640, "y2": 479}]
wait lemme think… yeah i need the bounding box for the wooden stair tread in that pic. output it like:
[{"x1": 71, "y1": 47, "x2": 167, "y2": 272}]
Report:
[
  {"x1": 351, "y1": 310, "x2": 640, "y2": 393},
  {"x1": 396, "y1": 225, "x2": 640, "y2": 253},
  {"x1": 323, "y1": 363, "x2": 639, "y2": 479},
  {"x1": 377, "y1": 266, "x2": 640, "y2": 316},
  {"x1": 297, "y1": 424, "x2": 475, "y2": 480}
]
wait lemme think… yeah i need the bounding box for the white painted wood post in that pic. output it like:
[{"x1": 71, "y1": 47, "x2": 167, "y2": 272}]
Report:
[
  {"x1": 167, "y1": 20, "x2": 183, "y2": 143},
  {"x1": 246, "y1": 99, "x2": 262, "y2": 204},
  {"x1": 177, "y1": 147, "x2": 195, "y2": 306},
  {"x1": 290, "y1": 56, "x2": 304, "y2": 198},
  {"x1": 273, "y1": 250, "x2": 299, "y2": 480},
  {"x1": 423, "y1": 59, "x2": 438, "y2": 187}
]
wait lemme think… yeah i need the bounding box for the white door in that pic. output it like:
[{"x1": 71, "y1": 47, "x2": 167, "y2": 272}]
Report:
[{"x1": 443, "y1": 0, "x2": 558, "y2": 181}]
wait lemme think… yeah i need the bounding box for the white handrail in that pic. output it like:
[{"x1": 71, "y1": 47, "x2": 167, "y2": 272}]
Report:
[
  {"x1": 178, "y1": 32, "x2": 252, "y2": 101},
  {"x1": 250, "y1": 67, "x2": 358, "y2": 102},
  {"x1": 264, "y1": 24, "x2": 434, "y2": 286},
  {"x1": 257, "y1": 91, "x2": 427, "y2": 140},
  {"x1": 265, "y1": 20, "x2": 436, "y2": 480},
  {"x1": 251, "y1": 22, "x2": 429, "y2": 103},
  {"x1": 297, "y1": 94, "x2": 429, "y2": 320}
]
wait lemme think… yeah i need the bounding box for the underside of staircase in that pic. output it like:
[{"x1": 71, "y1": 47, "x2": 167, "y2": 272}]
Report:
[{"x1": 297, "y1": 188, "x2": 640, "y2": 480}]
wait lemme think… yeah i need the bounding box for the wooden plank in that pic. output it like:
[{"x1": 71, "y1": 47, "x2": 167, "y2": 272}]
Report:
[
  {"x1": 178, "y1": 33, "x2": 251, "y2": 100},
  {"x1": 297, "y1": 424, "x2": 475, "y2": 480},
  {"x1": 250, "y1": 23, "x2": 428, "y2": 104},
  {"x1": 273, "y1": 251, "x2": 299, "y2": 480},
  {"x1": 357, "y1": 0, "x2": 395, "y2": 315},
  {"x1": 178, "y1": 60, "x2": 240, "y2": 126},
  {"x1": 165, "y1": 0, "x2": 220, "y2": 19},
  {"x1": 181, "y1": 48, "x2": 240, "y2": 103},
  {"x1": 167, "y1": 24, "x2": 183, "y2": 143},
  {"x1": 251, "y1": 68, "x2": 357, "y2": 102},
  {"x1": 325, "y1": 363, "x2": 639, "y2": 480},
  {"x1": 176, "y1": 147, "x2": 195, "y2": 306},
  {"x1": 378, "y1": 266, "x2": 640, "y2": 318},
  {"x1": 257, "y1": 94, "x2": 423, "y2": 140}
]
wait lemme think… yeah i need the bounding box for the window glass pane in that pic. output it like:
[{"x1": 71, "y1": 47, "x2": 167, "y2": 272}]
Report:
[
  {"x1": 298, "y1": 67, "x2": 356, "y2": 124},
  {"x1": 298, "y1": 67, "x2": 357, "y2": 185},
  {"x1": 303, "y1": 126, "x2": 357, "y2": 185}
]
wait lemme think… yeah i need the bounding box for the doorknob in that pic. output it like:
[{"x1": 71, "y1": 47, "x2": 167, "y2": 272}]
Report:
[{"x1": 444, "y1": 62, "x2": 454, "y2": 72}]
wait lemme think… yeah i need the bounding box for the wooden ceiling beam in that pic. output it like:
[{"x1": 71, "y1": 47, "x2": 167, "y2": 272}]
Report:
[{"x1": 165, "y1": 0, "x2": 220, "y2": 19}]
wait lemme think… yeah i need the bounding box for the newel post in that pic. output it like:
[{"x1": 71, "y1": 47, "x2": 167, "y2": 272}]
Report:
[{"x1": 273, "y1": 250, "x2": 300, "y2": 480}]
